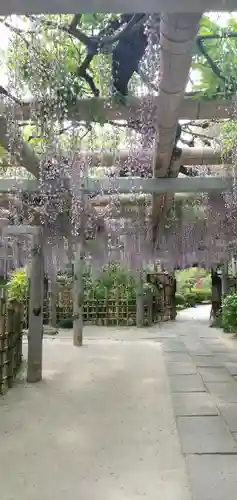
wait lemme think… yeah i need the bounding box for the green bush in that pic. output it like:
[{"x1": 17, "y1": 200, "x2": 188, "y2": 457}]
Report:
[
  {"x1": 184, "y1": 292, "x2": 197, "y2": 307},
  {"x1": 222, "y1": 293, "x2": 237, "y2": 333},
  {"x1": 176, "y1": 267, "x2": 210, "y2": 292},
  {"x1": 175, "y1": 293, "x2": 186, "y2": 305},
  {"x1": 177, "y1": 288, "x2": 212, "y2": 309},
  {"x1": 7, "y1": 268, "x2": 28, "y2": 303},
  {"x1": 191, "y1": 288, "x2": 211, "y2": 304}
]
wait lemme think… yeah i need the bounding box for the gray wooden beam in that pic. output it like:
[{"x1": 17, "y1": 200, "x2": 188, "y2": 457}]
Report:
[
  {"x1": 0, "y1": 179, "x2": 39, "y2": 193},
  {"x1": 2, "y1": 225, "x2": 40, "y2": 236},
  {"x1": 85, "y1": 176, "x2": 229, "y2": 194},
  {"x1": 79, "y1": 146, "x2": 227, "y2": 168},
  {"x1": 2, "y1": 97, "x2": 236, "y2": 123},
  {"x1": 0, "y1": 176, "x2": 231, "y2": 195},
  {"x1": 27, "y1": 228, "x2": 44, "y2": 383},
  {"x1": 1, "y1": 0, "x2": 235, "y2": 15}
]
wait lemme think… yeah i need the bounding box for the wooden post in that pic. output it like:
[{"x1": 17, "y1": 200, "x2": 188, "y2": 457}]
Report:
[
  {"x1": 67, "y1": 235, "x2": 74, "y2": 275},
  {"x1": 221, "y1": 261, "x2": 229, "y2": 297},
  {"x1": 72, "y1": 155, "x2": 86, "y2": 347},
  {"x1": 136, "y1": 270, "x2": 144, "y2": 328},
  {"x1": 49, "y1": 251, "x2": 57, "y2": 329},
  {"x1": 135, "y1": 206, "x2": 145, "y2": 328},
  {"x1": 73, "y1": 242, "x2": 84, "y2": 346},
  {"x1": 27, "y1": 228, "x2": 44, "y2": 383},
  {"x1": 49, "y1": 277, "x2": 57, "y2": 329}
]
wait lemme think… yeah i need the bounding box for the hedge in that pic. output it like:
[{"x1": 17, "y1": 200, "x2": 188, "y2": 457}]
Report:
[
  {"x1": 176, "y1": 288, "x2": 211, "y2": 309},
  {"x1": 222, "y1": 293, "x2": 237, "y2": 333}
]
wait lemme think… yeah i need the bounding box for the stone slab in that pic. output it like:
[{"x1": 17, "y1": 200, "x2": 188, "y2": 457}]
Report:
[
  {"x1": 162, "y1": 340, "x2": 187, "y2": 352},
  {"x1": 205, "y1": 382, "x2": 237, "y2": 403},
  {"x1": 164, "y1": 352, "x2": 192, "y2": 363},
  {"x1": 218, "y1": 403, "x2": 237, "y2": 432},
  {"x1": 225, "y1": 362, "x2": 237, "y2": 376},
  {"x1": 215, "y1": 353, "x2": 237, "y2": 363},
  {"x1": 198, "y1": 332, "x2": 219, "y2": 339},
  {"x1": 169, "y1": 374, "x2": 205, "y2": 393},
  {"x1": 184, "y1": 343, "x2": 212, "y2": 355},
  {"x1": 198, "y1": 367, "x2": 233, "y2": 383},
  {"x1": 172, "y1": 393, "x2": 218, "y2": 416},
  {"x1": 166, "y1": 362, "x2": 197, "y2": 376},
  {"x1": 193, "y1": 355, "x2": 223, "y2": 367},
  {"x1": 205, "y1": 344, "x2": 229, "y2": 353},
  {"x1": 186, "y1": 455, "x2": 237, "y2": 500},
  {"x1": 177, "y1": 416, "x2": 237, "y2": 454}
]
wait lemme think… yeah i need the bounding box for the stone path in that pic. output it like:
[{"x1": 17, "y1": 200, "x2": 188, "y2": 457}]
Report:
[
  {"x1": 1, "y1": 305, "x2": 237, "y2": 499},
  {"x1": 163, "y1": 305, "x2": 237, "y2": 500}
]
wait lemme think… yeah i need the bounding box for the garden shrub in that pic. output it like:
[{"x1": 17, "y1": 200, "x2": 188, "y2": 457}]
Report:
[
  {"x1": 222, "y1": 293, "x2": 237, "y2": 333},
  {"x1": 183, "y1": 292, "x2": 197, "y2": 307},
  {"x1": 176, "y1": 267, "x2": 211, "y2": 294},
  {"x1": 191, "y1": 288, "x2": 211, "y2": 303},
  {"x1": 175, "y1": 293, "x2": 186, "y2": 306},
  {"x1": 176, "y1": 288, "x2": 211, "y2": 309},
  {"x1": 7, "y1": 268, "x2": 28, "y2": 303}
]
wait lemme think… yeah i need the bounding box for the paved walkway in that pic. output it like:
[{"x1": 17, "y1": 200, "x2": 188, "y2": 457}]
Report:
[{"x1": 1, "y1": 306, "x2": 237, "y2": 499}]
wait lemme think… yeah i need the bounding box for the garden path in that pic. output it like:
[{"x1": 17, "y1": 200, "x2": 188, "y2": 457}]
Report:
[{"x1": 1, "y1": 306, "x2": 237, "y2": 499}]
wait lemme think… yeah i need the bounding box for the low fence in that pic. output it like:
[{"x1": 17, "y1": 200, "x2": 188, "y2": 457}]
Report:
[
  {"x1": 0, "y1": 293, "x2": 23, "y2": 394},
  {"x1": 55, "y1": 272, "x2": 175, "y2": 327},
  {"x1": 21, "y1": 272, "x2": 176, "y2": 328}
]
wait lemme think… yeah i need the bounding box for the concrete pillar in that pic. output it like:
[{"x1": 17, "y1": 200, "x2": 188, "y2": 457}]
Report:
[{"x1": 27, "y1": 228, "x2": 44, "y2": 383}]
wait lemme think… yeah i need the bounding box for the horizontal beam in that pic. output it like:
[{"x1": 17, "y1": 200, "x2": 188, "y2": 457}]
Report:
[
  {"x1": 1, "y1": 0, "x2": 236, "y2": 14},
  {"x1": 92, "y1": 192, "x2": 199, "y2": 209},
  {"x1": 0, "y1": 176, "x2": 231, "y2": 195},
  {"x1": 85, "y1": 146, "x2": 226, "y2": 169},
  {"x1": 85, "y1": 176, "x2": 230, "y2": 194},
  {"x1": 2, "y1": 97, "x2": 236, "y2": 123},
  {"x1": 0, "y1": 179, "x2": 39, "y2": 193},
  {"x1": 2, "y1": 225, "x2": 41, "y2": 236}
]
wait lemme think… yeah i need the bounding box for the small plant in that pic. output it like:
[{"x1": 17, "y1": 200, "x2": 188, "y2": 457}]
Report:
[
  {"x1": 7, "y1": 268, "x2": 29, "y2": 303},
  {"x1": 222, "y1": 293, "x2": 237, "y2": 333}
]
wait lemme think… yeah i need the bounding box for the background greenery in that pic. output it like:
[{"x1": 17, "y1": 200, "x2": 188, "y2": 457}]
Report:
[{"x1": 5, "y1": 265, "x2": 212, "y2": 318}]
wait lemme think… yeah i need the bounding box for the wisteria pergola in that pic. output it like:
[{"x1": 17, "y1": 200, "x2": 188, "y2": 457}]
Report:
[{"x1": 0, "y1": 2, "x2": 237, "y2": 383}]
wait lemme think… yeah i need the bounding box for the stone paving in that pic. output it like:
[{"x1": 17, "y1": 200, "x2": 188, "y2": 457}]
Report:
[
  {"x1": 163, "y1": 306, "x2": 237, "y2": 500},
  {"x1": 1, "y1": 305, "x2": 237, "y2": 499}
]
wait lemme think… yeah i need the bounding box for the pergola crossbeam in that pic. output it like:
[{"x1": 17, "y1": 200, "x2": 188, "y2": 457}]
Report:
[
  {"x1": 2, "y1": 225, "x2": 40, "y2": 236},
  {"x1": 0, "y1": 1, "x2": 236, "y2": 15},
  {"x1": 83, "y1": 146, "x2": 227, "y2": 169},
  {"x1": 1, "y1": 97, "x2": 236, "y2": 124},
  {"x1": 0, "y1": 176, "x2": 230, "y2": 195}
]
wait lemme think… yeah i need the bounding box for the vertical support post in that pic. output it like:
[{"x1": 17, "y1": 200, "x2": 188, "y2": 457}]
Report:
[
  {"x1": 221, "y1": 260, "x2": 229, "y2": 297},
  {"x1": 68, "y1": 235, "x2": 74, "y2": 275},
  {"x1": 136, "y1": 269, "x2": 144, "y2": 328},
  {"x1": 27, "y1": 228, "x2": 44, "y2": 383},
  {"x1": 73, "y1": 241, "x2": 84, "y2": 346},
  {"x1": 49, "y1": 250, "x2": 57, "y2": 329},
  {"x1": 136, "y1": 205, "x2": 145, "y2": 328},
  {"x1": 49, "y1": 278, "x2": 57, "y2": 329},
  {"x1": 72, "y1": 155, "x2": 87, "y2": 347}
]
